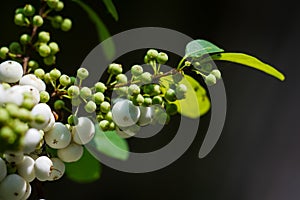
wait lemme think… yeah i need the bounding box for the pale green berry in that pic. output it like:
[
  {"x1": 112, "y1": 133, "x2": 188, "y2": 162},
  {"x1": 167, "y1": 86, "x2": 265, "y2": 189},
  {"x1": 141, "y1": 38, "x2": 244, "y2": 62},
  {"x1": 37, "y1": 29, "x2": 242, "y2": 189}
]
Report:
[
  {"x1": 49, "y1": 42, "x2": 59, "y2": 54},
  {"x1": 0, "y1": 126, "x2": 16, "y2": 145},
  {"x1": 128, "y1": 84, "x2": 140, "y2": 96},
  {"x1": 20, "y1": 34, "x2": 31, "y2": 45},
  {"x1": 84, "y1": 101, "x2": 97, "y2": 113},
  {"x1": 94, "y1": 82, "x2": 107, "y2": 93},
  {"x1": 0, "y1": 47, "x2": 9, "y2": 59},
  {"x1": 38, "y1": 31, "x2": 50, "y2": 43},
  {"x1": 147, "y1": 49, "x2": 158, "y2": 59},
  {"x1": 80, "y1": 87, "x2": 92, "y2": 99},
  {"x1": 140, "y1": 72, "x2": 152, "y2": 84},
  {"x1": 99, "y1": 120, "x2": 110, "y2": 131},
  {"x1": 108, "y1": 63, "x2": 122, "y2": 75},
  {"x1": 71, "y1": 97, "x2": 81, "y2": 106},
  {"x1": 164, "y1": 88, "x2": 177, "y2": 102},
  {"x1": 15, "y1": 8, "x2": 24, "y2": 14},
  {"x1": 14, "y1": 13, "x2": 26, "y2": 26},
  {"x1": 38, "y1": 44, "x2": 51, "y2": 57},
  {"x1": 109, "y1": 122, "x2": 116, "y2": 130},
  {"x1": 43, "y1": 55, "x2": 56, "y2": 66},
  {"x1": 43, "y1": 73, "x2": 51, "y2": 84},
  {"x1": 68, "y1": 86, "x2": 80, "y2": 97},
  {"x1": 47, "y1": 0, "x2": 59, "y2": 8},
  {"x1": 115, "y1": 86, "x2": 128, "y2": 96},
  {"x1": 54, "y1": 1, "x2": 64, "y2": 11},
  {"x1": 51, "y1": 15, "x2": 63, "y2": 29},
  {"x1": 59, "y1": 74, "x2": 71, "y2": 86},
  {"x1": 132, "y1": 94, "x2": 144, "y2": 106},
  {"x1": 54, "y1": 100, "x2": 65, "y2": 110},
  {"x1": 104, "y1": 111, "x2": 113, "y2": 121},
  {"x1": 157, "y1": 52, "x2": 168, "y2": 64},
  {"x1": 40, "y1": 91, "x2": 50, "y2": 103},
  {"x1": 144, "y1": 55, "x2": 150, "y2": 63},
  {"x1": 93, "y1": 92, "x2": 105, "y2": 104},
  {"x1": 0, "y1": 108, "x2": 9, "y2": 123},
  {"x1": 131, "y1": 65, "x2": 143, "y2": 76},
  {"x1": 116, "y1": 74, "x2": 128, "y2": 83},
  {"x1": 100, "y1": 101, "x2": 110, "y2": 113},
  {"x1": 205, "y1": 74, "x2": 217, "y2": 86},
  {"x1": 77, "y1": 68, "x2": 89, "y2": 80},
  {"x1": 32, "y1": 15, "x2": 43, "y2": 27},
  {"x1": 23, "y1": 4, "x2": 35, "y2": 16},
  {"x1": 210, "y1": 69, "x2": 222, "y2": 79},
  {"x1": 17, "y1": 108, "x2": 33, "y2": 122},
  {"x1": 49, "y1": 68, "x2": 61, "y2": 80},
  {"x1": 28, "y1": 60, "x2": 39, "y2": 70},
  {"x1": 143, "y1": 97, "x2": 152, "y2": 106},
  {"x1": 61, "y1": 18, "x2": 72, "y2": 31}
]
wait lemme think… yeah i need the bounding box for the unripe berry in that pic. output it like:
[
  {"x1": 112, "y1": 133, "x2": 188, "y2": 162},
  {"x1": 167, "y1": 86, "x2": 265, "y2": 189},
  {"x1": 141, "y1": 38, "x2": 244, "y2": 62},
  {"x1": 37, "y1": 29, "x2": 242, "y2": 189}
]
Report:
[
  {"x1": 205, "y1": 74, "x2": 217, "y2": 86},
  {"x1": 152, "y1": 95, "x2": 163, "y2": 105},
  {"x1": 23, "y1": 4, "x2": 35, "y2": 16},
  {"x1": 38, "y1": 31, "x2": 50, "y2": 43},
  {"x1": 100, "y1": 101, "x2": 111, "y2": 113},
  {"x1": 48, "y1": 158, "x2": 65, "y2": 181},
  {"x1": 54, "y1": 100, "x2": 65, "y2": 110},
  {"x1": 111, "y1": 99, "x2": 140, "y2": 127},
  {"x1": 17, "y1": 155, "x2": 35, "y2": 182},
  {"x1": 144, "y1": 55, "x2": 150, "y2": 63},
  {"x1": 116, "y1": 74, "x2": 128, "y2": 83},
  {"x1": 68, "y1": 85, "x2": 80, "y2": 97},
  {"x1": 0, "y1": 60, "x2": 23, "y2": 83},
  {"x1": 47, "y1": 0, "x2": 59, "y2": 8},
  {"x1": 0, "y1": 174, "x2": 27, "y2": 200},
  {"x1": 157, "y1": 52, "x2": 168, "y2": 64},
  {"x1": 38, "y1": 44, "x2": 51, "y2": 57},
  {"x1": 210, "y1": 69, "x2": 222, "y2": 79},
  {"x1": 77, "y1": 68, "x2": 89, "y2": 80},
  {"x1": 34, "y1": 156, "x2": 53, "y2": 181},
  {"x1": 57, "y1": 143, "x2": 83, "y2": 163},
  {"x1": 166, "y1": 103, "x2": 178, "y2": 115},
  {"x1": 80, "y1": 87, "x2": 92, "y2": 99},
  {"x1": 54, "y1": 1, "x2": 64, "y2": 11},
  {"x1": 49, "y1": 42, "x2": 60, "y2": 54},
  {"x1": 71, "y1": 97, "x2": 81, "y2": 107},
  {"x1": 140, "y1": 72, "x2": 152, "y2": 84},
  {"x1": 59, "y1": 74, "x2": 71, "y2": 86},
  {"x1": 40, "y1": 91, "x2": 49, "y2": 103},
  {"x1": 128, "y1": 84, "x2": 140, "y2": 96},
  {"x1": 43, "y1": 55, "x2": 56, "y2": 66},
  {"x1": 22, "y1": 128, "x2": 42, "y2": 153},
  {"x1": 50, "y1": 68, "x2": 61, "y2": 80},
  {"x1": 93, "y1": 92, "x2": 105, "y2": 104},
  {"x1": 104, "y1": 111, "x2": 113, "y2": 121},
  {"x1": 147, "y1": 49, "x2": 158, "y2": 59},
  {"x1": 143, "y1": 97, "x2": 152, "y2": 106},
  {"x1": 0, "y1": 47, "x2": 9, "y2": 59},
  {"x1": 99, "y1": 119, "x2": 110, "y2": 131},
  {"x1": 0, "y1": 158, "x2": 7, "y2": 182},
  {"x1": 43, "y1": 73, "x2": 51, "y2": 84},
  {"x1": 45, "y1": 122, "x2": 72, "y2": 149},
  {"x1": 94, "y1": 82, "x2": 107, "y2": 93},
  {"x1": 51, "y1": 15, "x2": 63, "y2": 29},
  {"x1": 84, "y1": 101, "x2": 97, "y2": 113},
  {"x1": 68, "y1": 115, "x2": 78, "y2": 126},
  {"x1": 33, "y1": 15, "x2": 43, "y2": 27},
  {"x1": 0, "y1": 126, "x2": 16, "y2": 146},
  {"x1": 72, "y1": 117, "x2": 95, "y2": 145},
  {"x1": 131, "y1": 65, "x2": 143, "y2": 76},
  {"x1": 14, "y1": 13, "x2": 26, "y2": 26},
  {"x1": 132, "y1": 94, "x2": 144, "y2": 106},
  {"x1": 28, "y1": 60, "x2": 39, "y2": 70},
  {"x1": 61, "y1": 18, "x2": 72, "y2": 31},
  {"x1": 108, "y1": 63, "x2": 122, "y2": 75},
  {"x1": 9, "y1": 42, "x2": 22, "y2": 54},
  {"x1": 164, "y1": 88, "x2": 177, "y2": 102},
  {"x1": 20, "y1": 34, "x2": 31, "y2": 45}
]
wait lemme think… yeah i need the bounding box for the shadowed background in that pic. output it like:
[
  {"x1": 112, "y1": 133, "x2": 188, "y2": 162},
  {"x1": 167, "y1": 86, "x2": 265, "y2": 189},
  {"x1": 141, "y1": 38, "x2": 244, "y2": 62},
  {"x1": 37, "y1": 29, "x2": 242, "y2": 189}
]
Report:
[{"x1": 1, "y1": 0, "x2": 300, "y2": 199}]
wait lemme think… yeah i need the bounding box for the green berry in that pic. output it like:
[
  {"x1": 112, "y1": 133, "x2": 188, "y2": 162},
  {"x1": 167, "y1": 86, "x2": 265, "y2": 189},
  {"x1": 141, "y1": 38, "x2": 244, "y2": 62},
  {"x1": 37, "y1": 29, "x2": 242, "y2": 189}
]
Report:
[
  {"x1": 0, "y1": 47, "x2": 9, "y2": 59},
  {"x1": 68, "y1": 115, "x2": 78, "y2": 126},
  {"x1": 99, "y1": 120, "x2": 110, "y2": 131},
  {"x1": 93, "y1": 92, "x2": 105, "y2": 104},
  {"x1": 23, "y1": 4, "x2": 35, "y2": 16},
  {"x1": 21, "y1": 98, "x2": 35, "y2": 110},
  {"x1": 131, "y1": 65, "x2": 143, "y2": 76},
  {"x1": 94, "y1": 82, "x2": 107, "y2": 93},
  {"x1": 104, "y1": 111, "x2": 113, "y2": 121},
  {"x1": 71, "y1": 98, "x2": 81, "y2": 107},
  {"x1": 140, "y1": 72, "x2": 152, "y2": 84},
  {"x1": 54, "y1": 100, "x2": 65, "y2": 110},
  {"x1": 100, "y1": 101, "x2": 110, "y2": 113},
  {"x1": 1, "y1": 83, "x2": 10, "y2": 89},
  {"x1": 77, "y1": 68, "x2": 89, "y2": 80},
  {"x1": 84, "y1": 101, "x2": 97, "y2": 113},
  {"x1": 205, "y1": 74, "x2": 217, "y2": 86},
  {"x1": 80, "y1": 87, "x2": 92, "y2": 99},
  {"x1": 40, "y1": 91, "x2": 50, "y2": 103},
  {"x1": 47, "y1": 0, "x2": 59, "y2": 8},
  {"x1": 59, "y1": 74, "x2": 71, "y2": 86},
  {"x1": 109, "y1": 122, "x2": 116, "y2": 130},
  {"x1": 14, "y1": 13, "x2": 26, "y2": 26},
  {"x1": 128, "y1": 84, "x2": 140, "y2": 96},
  {"x1": 157, "y1": 52, "x2": 168, "y2": 64},
  {"x1": 28, "y1": 60, "x2": 39, "y2": 70},
  {"x1": 210, "y1": 69, "x2": 222, "y2": 80},
  {"x1": 147, "y1": 49, "x2": 158, "y2": 59},
  {"x1": 38, "y1": 31, "x2": 50, "y2": 43},
  {"x1": 43, "y1": 73, "x2": 51, "y2": 84},
  {"x1": 9, "y1": 42, "x2": 22, "y2": 54},
  {"x1": 164, "y1": 88, "x2": 177, "y2": 102},
  {"x1": 151, "y1": 84, "x2": 161, "y2": 96},
  {"x1": 51, "y1": 15, "x2": 63, "y2": 29},
  {"x1": 54, "y1": 1, "x2": 64, "y2": 11},
  {"x1": 115, "y1": 86, "x2": 128, "y2": 96},
  {"x1": 49, "y1": 42, "x2": 59, "y2": 55},
  {"x1": 38, "y1": 44, "x2": 51, "y2": 57},
  {"x1": 20, "y1": 34, "x2": 31, "y2": 45},
  {"x1": 6, "y1": 103, "x2": 19, "y2": 118},
  {"x1": 61, "y1": 18, "x2": 72, "y2": 31},
  {"x1": 108, "y1": 63, "x2": 122, "y2": 75},
  {"x1": 116, "y1": 74, "x2": 128, "y2": 83},
  {"x1": 0, "y1": 126, "x2": 16, "y2": 145},
  {"x1": 34, "y1": 114, "x2": 46, "y2": 124},
  {"x1": 143, "y1": 97, "x2": 152, "y2": 106},
  {"x1": 0, "y1": 108, "x2": 9, "y2": 123},
  {"x1": 32, "y1": 15, "x2": 43, "y2": 27},
  {"x1": 144, "y1": 55, "x2": 150, "y2": 63},
  {"x1": 132, "y1": 94, "x2": 144, "y2": 106},
  {"x1": 34, "y1": 68, "x2": 45, "y2": 79},
  {"x1": 43, "y1": 55, "x2": 56, "y2": 66},
  {"x1": 70, "y1": 76, "x2": 76, "y2": 85},
  {"x1": 152, "y1": 95, "x2": 163, "y2": 105},
  {"x1": 17, "y1": 108, "x2": 32, "y2": 122},
  {"x1": 49, "y1": 68, "x2": 61, "y2": 80},
  {"x1": 68, "y1": 86, "x2": 80, "y2": 97},
  {"x1": 166, "y1": 103, "x2": 178, "y2": 115},
  {"x1": 15, "y1": 8, "x2": 24, "y2": 14}
]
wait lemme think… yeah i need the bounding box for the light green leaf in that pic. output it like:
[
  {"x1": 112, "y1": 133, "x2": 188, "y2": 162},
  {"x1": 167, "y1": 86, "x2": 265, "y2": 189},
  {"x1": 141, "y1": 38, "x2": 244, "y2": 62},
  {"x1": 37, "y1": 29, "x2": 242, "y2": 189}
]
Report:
[
  {"x1": 102, "y1": 0, "x2": 119, "y2": 21},
  {"x1": 185, "y1": 39, "x2": 224, "y2": 58},
  {"x1": 211, "y1": 53, "x2": 285, "y2": 81},
  {"x1": 73, "y1": 0, "x2": 115, "y2": 60},
  {"x1": 92, "y1": 125, "x2": 129, "y2": 160},
  {"x1": 65, "y1": 148, "x2": 101, "y2": 183},
  {"x1": 161, "y1": 75, "x2": 211, "y2": 118}
]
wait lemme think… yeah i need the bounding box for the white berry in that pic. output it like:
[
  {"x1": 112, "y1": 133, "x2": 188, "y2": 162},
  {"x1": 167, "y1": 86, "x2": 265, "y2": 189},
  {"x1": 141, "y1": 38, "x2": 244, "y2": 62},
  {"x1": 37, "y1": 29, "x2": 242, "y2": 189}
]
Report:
[
  {"x1": 0, "y1": 174, "x2": 27, "y2": 200},
  {"x1": 23, "y1": 128, "x2": 42, "y2": 153},
  {"x1": 34, "y1": 156, "x2": 53, "y2": 181},
  {"x1": 19, "y1": 74, "x2": 46, "y2": 92},
  {"x1": 112, "y1": 99, "x2": 140, "y2": 127},
  {"x1": 30, "y1": 103, "x2": 54, "y2": 130},
  {"x1": 138, "y1": 106, "x2": 154, "y2": 126},
  {"x1": 0, "y1": 158, "x2": 7, "y2": 182},
  {"x1": 72, "y1": 117, "x2": 95, "y2": 145},
  {"x1": 17, "y1": 156, "x2": 36, "y2": 182},
  {"x1": 45, "y1": 122, "x2": 71, "y2": 149},
  {"x1": 3, "y1": 85, "x2": 25, "y2": 106},
  {"x1": 4, "y1": 151, "x2": 24, "y2": 165},
  {"x1": 48, "y1": 158, "x2": 65, "y2": 181},
  {"x1": 20, "y1": 181, "x2": 31, "y2": 200},
  {"x1": 57, "y1": 143, "x2": 83, "y2": 163},
  {"x1": 0, "y1": 60, "x2": 23, "y2": 83}
]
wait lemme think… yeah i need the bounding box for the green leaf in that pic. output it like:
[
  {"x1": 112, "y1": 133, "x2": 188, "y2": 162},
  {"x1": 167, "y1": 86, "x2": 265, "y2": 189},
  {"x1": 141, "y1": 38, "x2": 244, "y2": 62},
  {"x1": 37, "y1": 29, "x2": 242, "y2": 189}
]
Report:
[
  {"x1": 211, "y1": 53, "x2": 285, "y2": 81},
  {"x1": 65, "y1": 148, "x2": 101, "y2": 183},
  {"x1": 102, "y1": 0, "x2": 119, "y2": 21},
  {"x1": 185, "y1": 39, "x2": 224, "y2": 58},
  {"x1": 91, "y1": 125, "x2": 129, "y2": 160},
  {"x1": 161, "y1": 75, "x2": 211, "y2": 118},
  {"x1": 73, "y1": 0, "x2": 115, "y2": 60}
]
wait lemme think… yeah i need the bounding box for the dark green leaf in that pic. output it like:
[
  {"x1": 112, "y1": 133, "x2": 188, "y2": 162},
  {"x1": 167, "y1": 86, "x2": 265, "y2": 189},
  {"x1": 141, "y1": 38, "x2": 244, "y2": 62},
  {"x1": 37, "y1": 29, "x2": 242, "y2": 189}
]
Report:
[
  {"x1": 185, "y1": 39, "x2": 224, "y2": 58},
  {"x1": 65, "y1": 148, "x2": 101, "y2": 183},
  {"x1": 91, "y1": 125, "x2": 129, "y2": 160},
  {"x1": 102, "y1": 0, "x2": 119, "y2": 21},
  {"x1": 73, "y1": 0, "x2": 115, "y2": 60},
  {"x1": 211, "y1": 53, "x2": 285, "y2": 81}
]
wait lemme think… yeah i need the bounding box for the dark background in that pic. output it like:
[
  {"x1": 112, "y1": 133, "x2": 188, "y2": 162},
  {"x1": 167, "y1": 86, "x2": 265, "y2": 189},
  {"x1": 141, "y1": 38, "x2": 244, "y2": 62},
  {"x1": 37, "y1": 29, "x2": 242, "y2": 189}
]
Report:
[{"x1": 1, "y1": 0, "x2": 300, "y2": 199}]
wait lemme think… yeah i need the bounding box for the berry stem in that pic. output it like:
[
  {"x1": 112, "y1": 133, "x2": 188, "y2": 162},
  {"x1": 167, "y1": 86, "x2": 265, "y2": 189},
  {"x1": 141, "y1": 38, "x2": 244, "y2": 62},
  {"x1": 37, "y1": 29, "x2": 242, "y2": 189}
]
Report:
[{"x1": 177, "y1": 55, "x2": 188, "y2": 70}]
